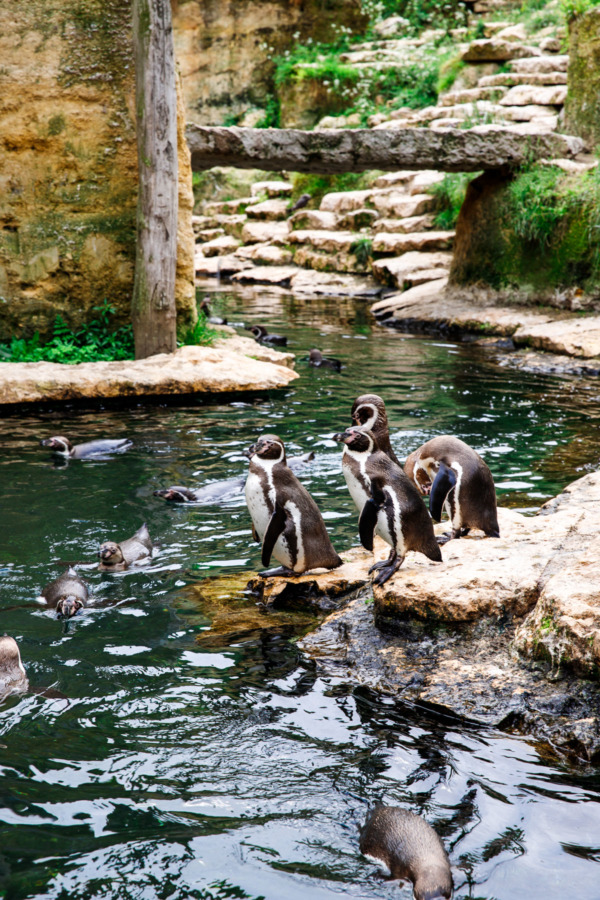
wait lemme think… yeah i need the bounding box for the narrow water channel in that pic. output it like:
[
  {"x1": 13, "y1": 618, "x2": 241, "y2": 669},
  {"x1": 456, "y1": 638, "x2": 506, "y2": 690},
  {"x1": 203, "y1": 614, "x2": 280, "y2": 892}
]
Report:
[{"x1": 1, "y1": 285, "x2": 600, "y2": 899}]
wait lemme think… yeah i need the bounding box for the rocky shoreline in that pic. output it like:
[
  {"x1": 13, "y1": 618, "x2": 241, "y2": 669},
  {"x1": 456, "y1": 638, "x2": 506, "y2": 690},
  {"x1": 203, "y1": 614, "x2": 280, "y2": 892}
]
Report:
[{"x1": 245, "y1": 472, "x2": 600, "y2": 762}]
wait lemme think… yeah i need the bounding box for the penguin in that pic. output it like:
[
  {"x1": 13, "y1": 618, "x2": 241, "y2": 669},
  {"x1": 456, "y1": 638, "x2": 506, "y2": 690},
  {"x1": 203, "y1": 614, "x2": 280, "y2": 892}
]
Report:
[
  {"x1": 154, "y1": 453, "x2": 316, "y2": 504},
  {"x1": 200, "y1": 297, "x2": 227, "y2": 325},
  {"x1": 287, "y1": 192, "x2": 311, "y2": 215},
  {"x1": 40, "y1": 567, "x2": 89, "y2": 618},
  {"x1": 404, "y1": 436, "x2": 500, "y2": 544},
  {"x1": 360, "y1": 806, "x2": 453, "y2": 900},
  {"x1": 0, "y1": 636, "x2": 29, "y2": 700},
  {"x1": 309, "y1": 349, "x2": 342, "y2": 372},
  {"x1": 245, "y1": 325, "x2": 288, "y2": 346},
  {"x1": 350, "y1": 394, "x2": 400, "y2": 465},
  {"x1": 245, "y1": 434, "x2": 342, "y2": 577},
  {"x1": 333, "y1": 427, "x2": 441, "y2": 585},
  {"x1": 41, "y1": 436, "x2": 132, "y2": 459},
  {"x1": 98, "y1": 523, "x2": 153, "y2": 571}
]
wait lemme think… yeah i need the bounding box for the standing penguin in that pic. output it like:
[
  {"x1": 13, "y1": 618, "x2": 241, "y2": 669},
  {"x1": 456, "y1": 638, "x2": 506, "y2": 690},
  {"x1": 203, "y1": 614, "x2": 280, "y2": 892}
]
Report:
[
  {"x1": 333, "y1": 427, "x2": 441, "y2": 585},
  {"x1": 0, "y1": 636, "x2": 29, "y2": 700},
  {"x1": 350, "y1": 394, "x2": 400, "y2": 465},
  {"x1": 98, "y1": 523, "x2": 153, "y2": 571},
  {"x1": 360, "y1": 806, "x2": 453, "y2": 900},
  {"x1": 40, "y1": 568, "x2": 89, "y2": 618},
  {"x1": 245, "y1": 434, "x2": 342, "y2": 577},
  {"x1": 404, "y1": 436, "x2": 499, "y2": 544}
]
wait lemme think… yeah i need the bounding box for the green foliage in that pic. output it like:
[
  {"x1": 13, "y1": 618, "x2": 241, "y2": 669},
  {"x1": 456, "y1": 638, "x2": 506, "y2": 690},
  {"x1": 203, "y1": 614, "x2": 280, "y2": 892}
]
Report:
[
  {"x1": 0, "y1": 301, "x2": 134, "y2": 364},
  {"x1": 289, "y1": 171, "x2": 377, "y2": 207},
  {"x1": 506, "y1": 165, "x2": 567, "y2": 245},
  {"x1": 560, "y1": 0, "x2": 600, "y2": 21},
  {"x1": 255, "y1": 95, "x2": 281, "y2": 129},
  {"x1": 375, "y1": 0, "x2": 468, "y2": 34},
  {"x1": 350, "y1": 237, "x2": 373, "y2": 267},
  {"x1": 436, "y1": 55, "x2": 465, "y2": 94},
  {"x1": 431, "y1": 173, "x2": 477, "y2": 229},
  {"x1": 178, "y1": 310, "x2": 218, "y2": 348}
]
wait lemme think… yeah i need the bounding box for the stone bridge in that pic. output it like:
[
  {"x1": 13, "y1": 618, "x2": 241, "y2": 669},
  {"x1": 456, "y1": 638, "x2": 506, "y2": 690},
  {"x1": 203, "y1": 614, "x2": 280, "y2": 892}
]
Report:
[{"x1": 186, "y1": 124, "x2": 583, "y2": 174}]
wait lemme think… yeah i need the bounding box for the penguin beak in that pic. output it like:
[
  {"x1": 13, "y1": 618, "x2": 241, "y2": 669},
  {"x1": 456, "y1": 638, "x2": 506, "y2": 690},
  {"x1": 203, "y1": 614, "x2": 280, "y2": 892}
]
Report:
[
  {"x1": 57, "y1": 597, "x2": 80, "y2": 619},
  {"x1": 99, "y1": 547, "x2": 112, "y2": 560},
  {"x1": 246, "y1": 442, "x2": 257, "y2": 457},
  {"x1": 40, "y1": 438, "x2": 53, "y2": 447},
  {"x1": 332, "y1": 432, "x2": 344, "y2": 442}
]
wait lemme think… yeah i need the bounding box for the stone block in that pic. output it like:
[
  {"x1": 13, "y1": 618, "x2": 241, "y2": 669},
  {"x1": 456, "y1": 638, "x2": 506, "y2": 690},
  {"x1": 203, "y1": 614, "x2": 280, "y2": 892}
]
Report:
[
  {"x1": 500, "y1": 84, "x2": 567, "y2": 106},
  {"x1": 373, "y1": 231, "x2": 455, "y2": 254},
  {"x1": 370, "y1": 192, "x2": 435, "y2": 218},
  {"x1": 241, "y1": 221, "x2": 290, "y2": 244},
  {"x1": 462, "y1": 39, "x2": 540, "y2": 63},
  {"x1": 320, "y1": 190, "x2": 373, "y2": 213},
  {"x1": 509, "y1": 55, "x2": 569, "y2": 73},
  {"x1": 250, "y1": 180, "x2": 293, "y2": 198},
  {"x1": 244, "y1": 198, "x2": 289, "y2": 221}
]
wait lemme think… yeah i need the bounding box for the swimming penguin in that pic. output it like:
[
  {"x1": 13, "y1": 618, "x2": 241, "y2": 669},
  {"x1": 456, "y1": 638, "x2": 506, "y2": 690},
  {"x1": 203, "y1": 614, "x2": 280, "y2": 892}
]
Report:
[
  {"x1": 200, "y1": 298, "x2": 227, "y2": 325},
  {"x1": 309, "y1": 349, "x2": 342, "y2": 372},
  {"x1": 98, "y1": 523, "x2": 153, "y2": 571},
  {"x1": 360, "y1": 806, "x2": 453, "y2": 900},
  {"x1": 404, "y1": 436, "x2": 499, "y2": 544},
  {"x1": 154, "y1": 452, "x2": 316, "y2": 504},
  {"x1": 333, "y1": 427, "x2": 441, "y2": 584},
  {"x1": 350, "y1": 394, "x2": 400, "y2": 465},
  {"x1": 245, "y1": 325, "x2": 288, "y2": 346},
  {"x1": 41, "y1": 436, "x2": 132, "y2": 459},
  {"x1": 40, "y1": 567, "x2": 89, "y2": 618},
  {"x1": 245, "y1": 434, "x2": 342, "y2": 577},
  {"x1": 0, "y1": 636, "x2": 29, "y2": 700}
]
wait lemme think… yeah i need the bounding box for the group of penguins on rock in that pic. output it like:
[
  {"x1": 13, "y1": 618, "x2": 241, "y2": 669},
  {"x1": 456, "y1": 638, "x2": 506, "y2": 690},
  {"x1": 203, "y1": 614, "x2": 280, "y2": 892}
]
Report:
[{"x1": 0, "y1": 390, "x2": 502, "y2": 900}]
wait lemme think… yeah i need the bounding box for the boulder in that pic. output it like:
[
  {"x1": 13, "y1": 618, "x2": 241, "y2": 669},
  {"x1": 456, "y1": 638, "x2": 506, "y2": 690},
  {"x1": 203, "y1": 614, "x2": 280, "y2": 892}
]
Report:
[
  {"x1": 230, "y1": 265, "x2": 299, "y2": 286},
  {"x1": 289, "y1": 210, "x2": 338, "y2": 230},
  {"x1": 462, "y1": 39, "x2": 540, "y2": 62},
  {"x1": 241, "y1": 221, "x2": 290, "y2": 244},
  {"x1": 244, "y1": 198, "x2": 289, "y2": 221},
  {"x1": 372, "y1": 231, "x2": 455, "y2": 254}
]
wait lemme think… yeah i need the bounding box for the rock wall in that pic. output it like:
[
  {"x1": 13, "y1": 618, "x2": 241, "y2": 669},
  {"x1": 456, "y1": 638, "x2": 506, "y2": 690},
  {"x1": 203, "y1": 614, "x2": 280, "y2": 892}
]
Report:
[
  {"x1": 0, "y1": 0, "x2": 195, "y2": 341},
  {"x1": 172, "y1": 0, "x2": 367, "y2": 126},
  {"x1": 564, "y1": 7, "x2": 600, "y2": 147}
]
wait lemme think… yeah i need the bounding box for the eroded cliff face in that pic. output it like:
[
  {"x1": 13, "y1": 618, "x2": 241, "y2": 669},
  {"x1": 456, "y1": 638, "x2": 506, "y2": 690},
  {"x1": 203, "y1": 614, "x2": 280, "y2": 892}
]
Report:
[
  {"x1": 0, "y1": 0, "x2": 195, "y2": 340},
  {"x1": 172, "y1": 0, "x2": 367, "y2": 125}
]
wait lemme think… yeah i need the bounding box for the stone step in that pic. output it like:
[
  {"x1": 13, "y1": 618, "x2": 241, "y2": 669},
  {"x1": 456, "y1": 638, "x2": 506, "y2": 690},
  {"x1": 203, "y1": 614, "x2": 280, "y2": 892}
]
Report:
[
  {"x1": 372, "y1": 214, "x2": 435, "y2": 233},
  {"x1": 194, "y1": 254, "x2": 252, "y2": 278},
  {"x1": 478, "y1": 72, "x2": 567, "y2": 87},
  {"x1": 320, "y1": 190, "x2": 373, "y2": 213},
  {"x1": 245, "y1": 198, "x2": 289, "y2": 221},
  {"x1": 337, "y1": 208, "x2": 379, "y2": 230},
  {"x1": 250, "y1": 180, "x2": 292, "y2": 198},
  {"x1": 371, "y1": 277, "x2": 449, "y2": 314},
  {"x1": 289, "y1": 210, "x2": 338, "y2": 230},
  {"x1": 294, "y1": 246, "x2": 368, "y2": 274},
  {"x1": 373, "y1": 231, "x2": 455, "y2": 255},
  {"x1": 430, "y1": 119, "x2": 464, "y2": 131},
  {"x1": 538, "y1": 36, "x2": 562, "y2": 54},
  {"x1": 192, "y1": 215, "x2": 217, "y2": 230},
  {"x1": 370, "y1": 192, "x2": 435, "y2": 218},
  {"x1": 241, "y1": 221, "x2": 290, "y2": 244},
  {"x1": 204, "y1": 197, "x2": 254, "y2": 215},
  {"x1": 235, "y1": 242, "x2": 293, "y2": 266},
  {"x1": 500, "y1": 104, "x2": 559, "y2": 123},
  {"x1": 500, "y1": 84, "x2": 567, "y2": 106},
  {"x1": 287, "y1": 229, "x2": 363, "y2": 253},
  {"x1": 462, "y1": 39, "x2": 540, "y2": 63},
  {"x1": 231, "y1": 265, "x2": 299, "y2": 287},
  {"x1": 403, "y1": 267, "x2": 451, "y2": 288},
  {"x1": 440, "y1": 86, "x2": 508, "y2": 106},
  {"x1": 410, "y1": 171, "x2": 445, "y2": 194},
  {"x1": 195, "y1": 227, "x2": 225, "y2": 242},
  {"x1": 371, "y1": 251, "x2": 453, "y2": 288},
  {"x1": 199, "y1": 235, "x2": 241, "y2": 257},
  {"x1": 215, "y1": 214, "x2": 247, "y2": 239},
  {"x1": 508, "y1": 55, "x2": 569, "y2": 73},
  {"x1": 373, "y1": 171, "x2": 416, "y2": 189}
]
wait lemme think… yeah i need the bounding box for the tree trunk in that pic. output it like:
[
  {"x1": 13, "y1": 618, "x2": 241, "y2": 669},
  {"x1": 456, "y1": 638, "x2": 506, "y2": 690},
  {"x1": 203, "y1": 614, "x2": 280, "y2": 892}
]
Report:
[{"x1": 132, "y1": 0, "x2": 178, "y2": 359}]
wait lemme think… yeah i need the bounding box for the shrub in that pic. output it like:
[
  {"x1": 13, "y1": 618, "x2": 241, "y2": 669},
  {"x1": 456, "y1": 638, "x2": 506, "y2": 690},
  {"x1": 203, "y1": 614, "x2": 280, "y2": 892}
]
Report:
[
  {"x1": 560, "y1": 0, "x2": 600, "y2": 21},
  {"x1": 178, "y1": 310, "x2": 218, "y2": 348},
  {"x1": 506, "y1": 165, "x2": 567, "y2": 245},
  {"x1": 350, "y1": 237, "x2": 373, "y2": 267},
  {"x1": 431, "y1": 173, "x2": 478, "y2": 229}
]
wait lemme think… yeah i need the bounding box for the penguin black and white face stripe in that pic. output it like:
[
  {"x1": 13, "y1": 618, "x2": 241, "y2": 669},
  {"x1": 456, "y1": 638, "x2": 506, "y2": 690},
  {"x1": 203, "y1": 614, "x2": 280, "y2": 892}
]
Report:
[
  {"x1": 250, "y1": 435, "x2": 286, "y2": 464},
  {"x1": 333, "y1": 427, "x2": 376, "y2": 455},
  {"x1": 40, "y1": 436, "x2": 72, "y2": 455},
  {"x1": 352, "y1": 401, "x2": 379, "y2": 432}
]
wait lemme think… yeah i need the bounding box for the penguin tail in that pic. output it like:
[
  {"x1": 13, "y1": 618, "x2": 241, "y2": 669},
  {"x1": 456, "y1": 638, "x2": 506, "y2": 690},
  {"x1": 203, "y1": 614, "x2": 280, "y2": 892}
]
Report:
[{"x1": 425, "y1": 541, "x2": 443, "y2": 562}]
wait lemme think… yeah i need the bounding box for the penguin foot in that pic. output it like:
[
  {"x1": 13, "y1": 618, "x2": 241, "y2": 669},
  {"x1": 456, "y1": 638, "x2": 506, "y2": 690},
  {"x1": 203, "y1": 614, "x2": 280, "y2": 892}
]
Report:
[
  {"x1": 258, "y1": 566, "x2": 297, "y2": 579},
  {"x1": 436, "y1": 532, "x2": 452, "y2": 545},
  {"x1": 372, "y1": 556, "x2": 404, "y2": 586},
  {"x1": 369, "y1": 559, "x2": 393, "y2": 574}
]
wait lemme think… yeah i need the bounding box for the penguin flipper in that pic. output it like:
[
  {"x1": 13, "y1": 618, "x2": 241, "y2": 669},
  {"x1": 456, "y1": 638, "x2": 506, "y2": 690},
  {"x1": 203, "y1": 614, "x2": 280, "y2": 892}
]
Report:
[
  {"x1": 430, "y1": 463, "x2": 457, "y2": 523},
  {"x1": 359, "y1": 499, "x2": 379, "y2": 552},
  {"x1": 261, "y1": 503, "x2": 288, "y2": 567}
]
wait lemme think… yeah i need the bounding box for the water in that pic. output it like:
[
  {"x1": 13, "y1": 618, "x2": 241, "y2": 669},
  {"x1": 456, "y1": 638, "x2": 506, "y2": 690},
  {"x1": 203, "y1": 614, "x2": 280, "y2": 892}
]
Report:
[{"x1": 2, "y1": 285, "x2": 600, "y2": 899}]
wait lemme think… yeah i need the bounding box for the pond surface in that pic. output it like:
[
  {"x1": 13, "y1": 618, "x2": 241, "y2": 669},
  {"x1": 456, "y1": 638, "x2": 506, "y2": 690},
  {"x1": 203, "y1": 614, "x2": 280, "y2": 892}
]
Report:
[{"x1": 2, "y1": 285, "x2": 600, "y2": 900}]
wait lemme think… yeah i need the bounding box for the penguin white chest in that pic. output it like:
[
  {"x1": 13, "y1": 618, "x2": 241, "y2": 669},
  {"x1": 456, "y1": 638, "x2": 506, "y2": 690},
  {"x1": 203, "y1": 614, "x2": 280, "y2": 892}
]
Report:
[
  {"x1": 245, "y1": 466, "x2": 295, "y2": 570},
  {"x1": 342, "y1": 450, "x2": 370, "y2": 512},
  {"x1": 245, "y1": 471, "x2": 272, "y2": 538}
]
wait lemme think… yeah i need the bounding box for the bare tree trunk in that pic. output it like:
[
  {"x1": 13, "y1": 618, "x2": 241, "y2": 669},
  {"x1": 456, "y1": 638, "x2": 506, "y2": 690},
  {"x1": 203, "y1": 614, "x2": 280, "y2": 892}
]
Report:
[{"x1": 132, "y1": 0, "x2": 178, "y2": 359}]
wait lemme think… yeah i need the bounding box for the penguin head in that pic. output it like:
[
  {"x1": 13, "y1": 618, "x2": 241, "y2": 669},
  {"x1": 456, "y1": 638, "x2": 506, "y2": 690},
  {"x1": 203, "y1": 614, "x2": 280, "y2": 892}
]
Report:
[
  {"x1": 40, "y1": 435, "x2": 72, "y2": 455},
  {"x1": 351, "y1": 394, "x2": 387, "y2": 432},
  {"x1": 309, "y1": 349, "x2": 323, "y2": 363},
  {"x1": 251, "y1": 434, "x2": 286, "y2": 463},
  {"x1": 246, "y1": 325, "x2": 267, "y2": 339},
  {"x1": 153, "y1": 488, "x2": 191, "y2": 503},
  {"x1": 0, "y1": 636, "x2": 27, "y2": 682},
  {"x1": 333, "y1": 427, "x2": 377, "y2": 453},
  {"x1": 55, "y1": 596, "x2": 83, "y2": 619},
  {"x1": 98, "y1": 541, "x2": 124, "y2": 565}
]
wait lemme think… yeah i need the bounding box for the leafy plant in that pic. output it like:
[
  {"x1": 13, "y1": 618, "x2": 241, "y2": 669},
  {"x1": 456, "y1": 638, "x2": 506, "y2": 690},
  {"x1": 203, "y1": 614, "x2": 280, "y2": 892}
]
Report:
[
  {"x1": 178, "y1": 310, "x2": 218, "y2": 348},
  {"x1": 506, "y1": 165, "x2": 567, "y2": 245},
  {"x1": 255, "y1": 95, "x2": 281, "y2": 129},
  {"x1": 350, "y1": 237, "x2": 373, "y2": 267},
  {"x1": 436, "y1": 54, "x2": 465, "y2": 95},
  {"x1": 431, "y1": 173, "x2": 478, "y2": 229},
  {"x1": 560, "y1": 0, "x2": 600, "y2": 21}
]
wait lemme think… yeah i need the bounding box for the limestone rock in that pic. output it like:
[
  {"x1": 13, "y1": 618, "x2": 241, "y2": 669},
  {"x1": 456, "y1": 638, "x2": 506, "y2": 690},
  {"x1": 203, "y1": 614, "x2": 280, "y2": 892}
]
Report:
[
  {"x1": 373, "y1": 171, "x2": 416, "y2": 189},
  {"x1": 337, "y1": 209, "x2": 380, "y2": 230},
  {"x1": 293, "y1": 247, "x2": 367, "y2": 274},
  {"x1": 462, "y1": 39, "x2": 540, "y2": 62},
  {"x1": 244, "y1": 198, "x2": 289, "y2": 221},
  {"x1": 409, "y1": 171, "x2": 445, "y2": 194},
  {"x1": 200, "y1": 235, "x2": 241, "y2": 257},
  {"x1": 289, "y1": 269, "x2": 383, "y2": 297},
  {"x1": 500, "y1": 85, "x2": 568, "y2": 106},
  {"x1": 215, "y1": 214, "x2": 247, "y2": 239},
  {"x1": 478, "y1": 72, "x2": 567, "y2": 87},
  {"x1": 250, "y1": 180, "x2": 293, "y2": 198},
  {"x1": 371, "y1": 251, "x2": 453, "y2": 288},
  {"x1": 320, "y1": 190, "x2": 373, "y2": 213},
  {"x1": 509, "y1": 55, "x2": 569, "y2": 73},
  {"x1": 195, "y1": 228, "x2": 225, "y2": 242},
  {"x1": 440, "y1": 86, "x2": 508, "y2": 106},
  {"x1": 539, "y1": 37, "x2": 562, "y2": 53},
  {"x1": 370, "y1": 193, "x2": 435, "y2": 218},
  {"x1": 371, "y1": 277, "x2": 448, "y2": 312},
  {"x1": 287, "y1": 230, "x2": 361, "y2": 253},
  {"x1": 0, "y1": 339, "x2": 297, "y2": 405},
  {"x1": 514, "y1": 316, "x2": 600, "y2": 357},
  {"x1": 289, "y1": 210, "x2": 338, "y2": 230},
  {"x1": 230, "y1": 265, "x2": 299, "y2": 286},
  {"x1": 496, "y1": 23, "x2": 528, "y2": 42},
  {"x1": 241, "y1": 221, "x2": 290, "y2": 244},
  {"x1": 194, "y1": 254, "x2": 253, "y2": 277},
  {"x1": 372, "y1": 215, "x2": 435, "y2": 233},
  {"x1": 243, "y1": 243, "x2": 294, "y2": 266},
  {"x1": 372, "y1": 231, "x2": 455, "y2": 254},
  {"x1": 204, "y1": 197, "x2": 254, "y2": 215},
  {"x1": 403, "y1": 267, "x2": 452, "y2": 287}
]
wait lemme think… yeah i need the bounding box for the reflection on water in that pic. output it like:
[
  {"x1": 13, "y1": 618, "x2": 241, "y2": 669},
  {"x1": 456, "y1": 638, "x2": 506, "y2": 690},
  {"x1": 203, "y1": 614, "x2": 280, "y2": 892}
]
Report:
[{"x1": 1, "y1": 285, "x2": 600, "y2": 899}]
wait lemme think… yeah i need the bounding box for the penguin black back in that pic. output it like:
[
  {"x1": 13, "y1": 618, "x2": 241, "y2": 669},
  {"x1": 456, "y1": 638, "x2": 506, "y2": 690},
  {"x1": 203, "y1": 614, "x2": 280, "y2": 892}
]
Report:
[
  {"x1": 360, "y1": 806, "x2": 453, "y2": 900},
  {"x1": 351, "y1": 394, "x2": 400, "y2": 465}
]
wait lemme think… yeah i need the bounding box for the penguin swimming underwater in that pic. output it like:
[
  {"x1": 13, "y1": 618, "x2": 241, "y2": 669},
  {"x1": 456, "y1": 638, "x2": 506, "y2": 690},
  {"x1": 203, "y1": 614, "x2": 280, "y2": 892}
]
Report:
[
  {"x1": 40, "y1": 436, "x2": 132, "y2": 459},
  {"x1": 98, "y1": 523, "x2": 153, "y2": 571},
  {"x1": 40, "y1": 568, "x2": 89, "y2": 618},
  {"x1": 360, "y1": 806, "x2": 453, "y2": 900},
  {"x1": 333, "y1": 427, "x2": 441, "y2": 585},
  {"x1": 245, "y1": 434, "x2": 342, "y2": 577},
  {"x1": 350, "y1": 394, "x2": 400, "y2": 465},
  {"x1": 404, "y1": 436, "x2": 499, "y2": 544},
  {"x1": 245, "y1": 325, "x2": 288, "y2": 346},
  {"x1": 0, "y1": 636, "x2": 29, "y2": 700}
]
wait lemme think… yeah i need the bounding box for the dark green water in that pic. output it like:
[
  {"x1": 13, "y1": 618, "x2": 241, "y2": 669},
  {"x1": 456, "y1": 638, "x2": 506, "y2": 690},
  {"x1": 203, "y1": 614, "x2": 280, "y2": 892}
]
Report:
[{"x1": 2, "y1": 285, "x2": 600, "y2": 900}]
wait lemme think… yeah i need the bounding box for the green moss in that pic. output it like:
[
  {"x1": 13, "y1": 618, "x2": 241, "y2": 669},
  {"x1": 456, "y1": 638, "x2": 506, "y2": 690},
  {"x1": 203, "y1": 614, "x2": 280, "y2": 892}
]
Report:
[
  {"x1": 47, "y1": 114, "x2": 66, "y2": 136},
  {"x1": 350, "y1": 237, "x2": 373, "y2": 267},
  {"x1": 431, "y1": 173, "x2": 478, "y2": 230},
  {"x1": 437, "y1": 55, "x2": 465, "y2": 94},
  {"x1": 289, "y1": 171, "x2": 378, "y2": 207}
]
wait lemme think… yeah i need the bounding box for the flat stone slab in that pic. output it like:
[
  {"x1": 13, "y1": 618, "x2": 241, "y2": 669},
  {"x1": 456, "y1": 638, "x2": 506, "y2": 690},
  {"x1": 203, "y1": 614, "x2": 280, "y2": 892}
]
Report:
[
  {"x1": 289, "y1": 210, "x2": 338, "y2": 230},
  {"x1": 372, "y1": 252, "x2": 453, "y2": 288},
  {"x1": 0, "y1": 336, "x2": 298, "y2": 405},
  {"x1": 195, "y1": 254, "x2": 252, "y2": 277},
  {"x1": 370, "y1": 192, "x2": 435, "y2": 218},
  {"x1": 514, "y1": 316, "x2": 600, "y2": 358},
  {"x1": 230, "y1": 265, "x2": 299, "y2": 286},
  {"x1": 287, "y1": 229, "x2": 361, "y2": 253},
  {"x1": 244, "y1": 198, "x2": 289, "y2": 221},
  {"x1": 500, "y1": 84, "x2": 567, "y2": 106},
  {"x1": 373, "y1": 230, "x2": 454, "y2": 254},
  {"x1": 250, "y1": 180, "x2": 292, "y2": 198},
  {"x1": 509, "y1": 55, "x2": 569, "y2": 73},
  {"x1": 289, "y1": 270, "x2": 384, "y2": 298},
  {"x1": 462, "y1": 39, "x2": 540, "y2": 62},
  {"x1": 241, "y1": 221, "x2": 290, "y2": 244}
]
